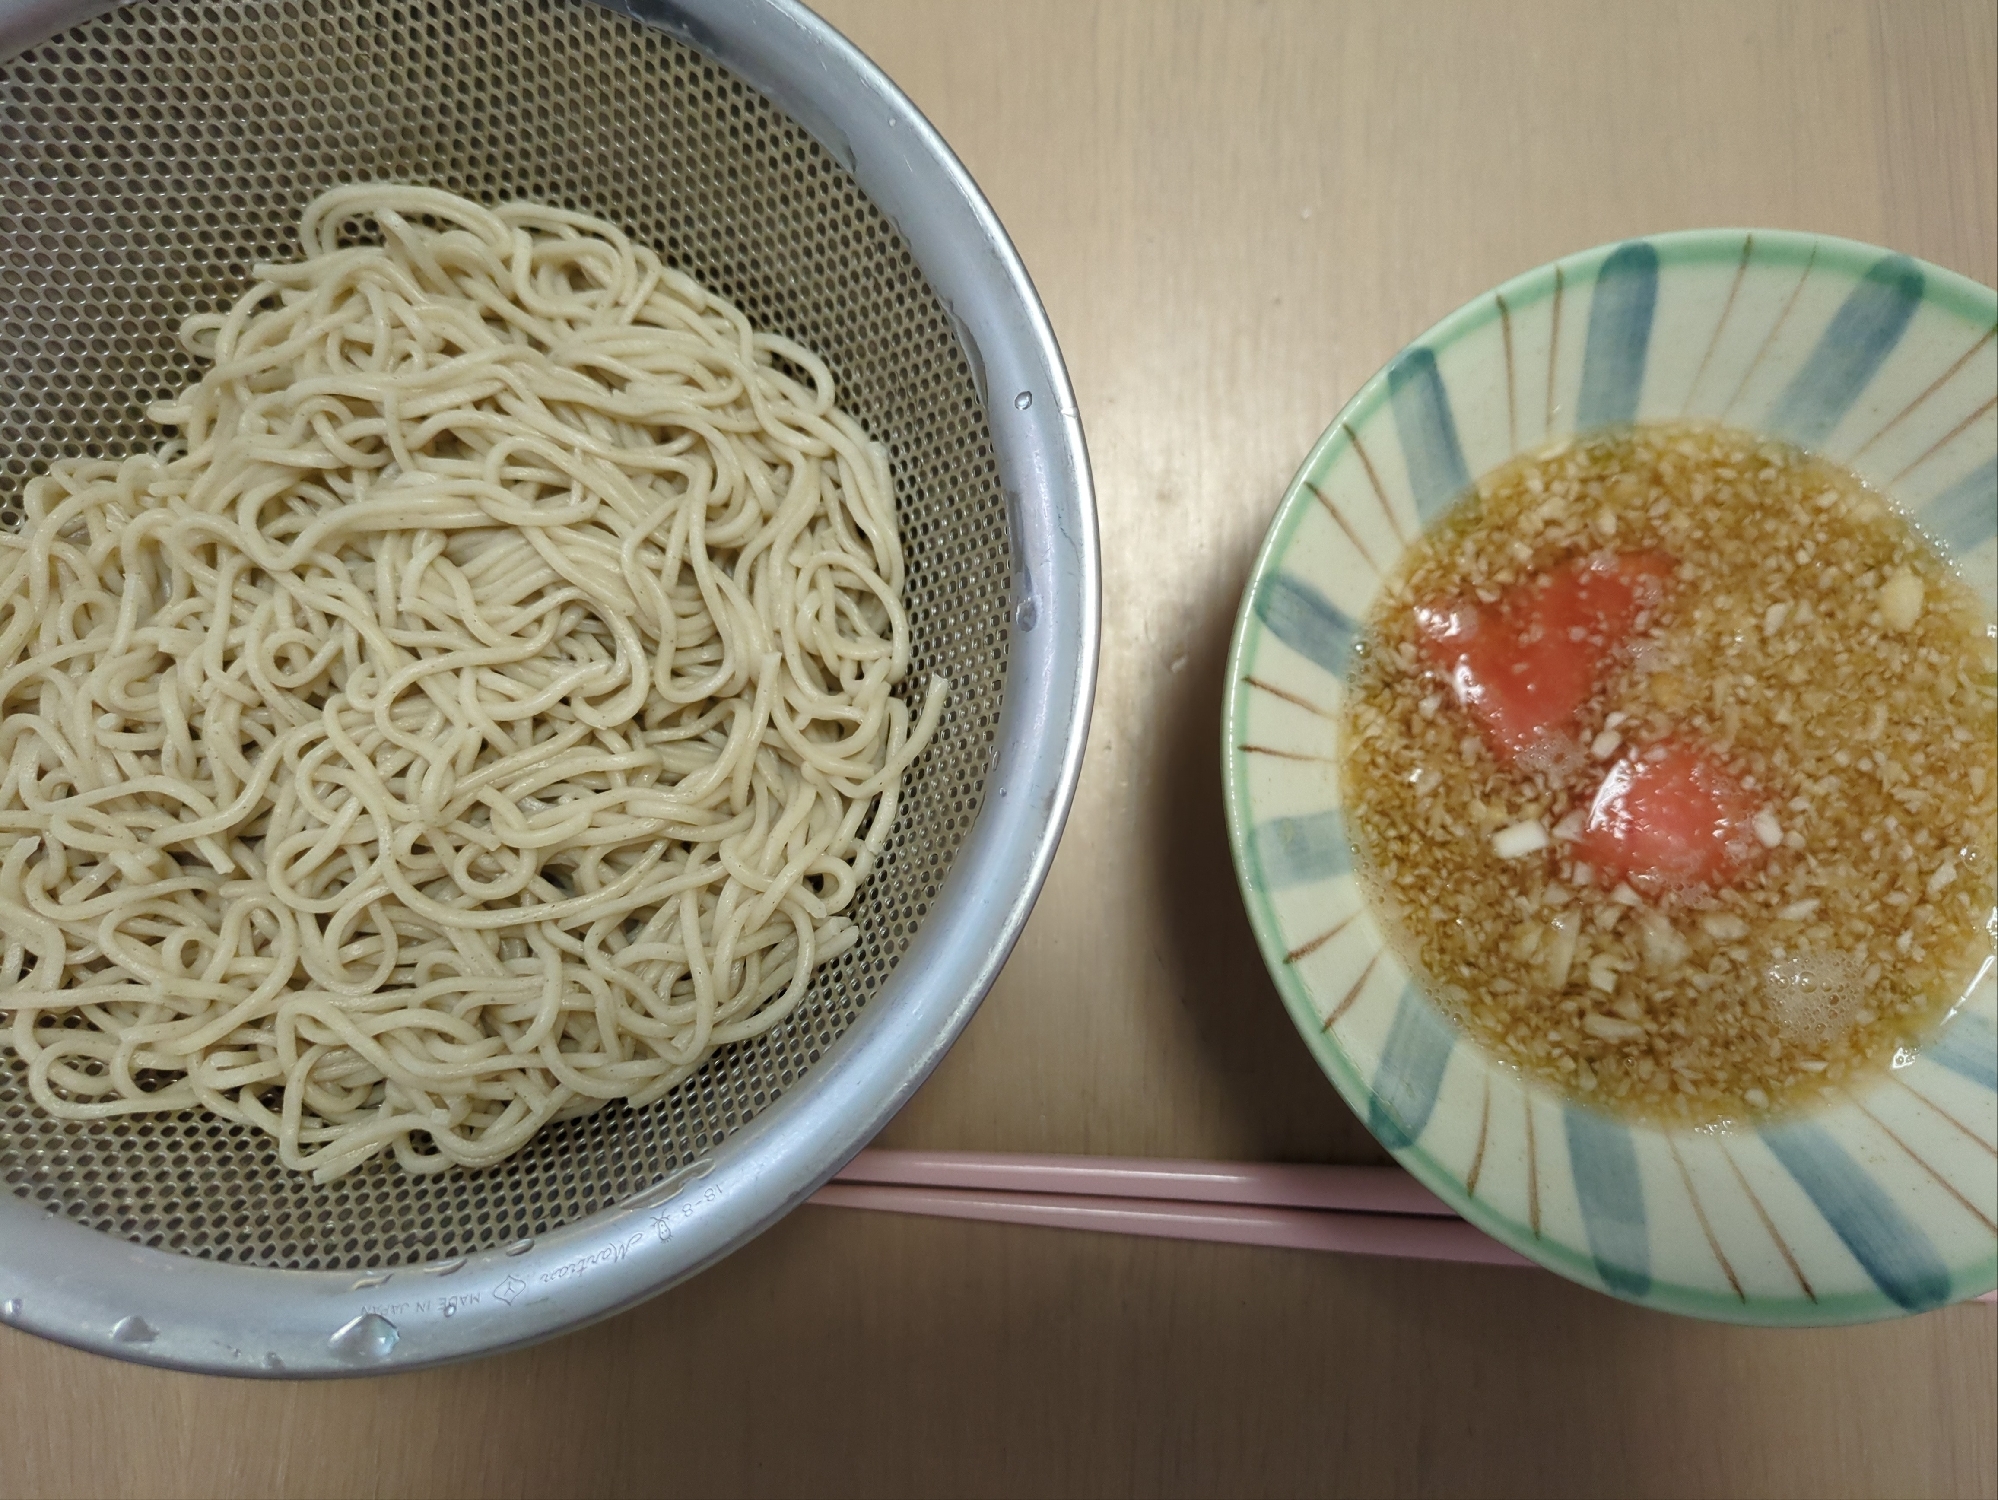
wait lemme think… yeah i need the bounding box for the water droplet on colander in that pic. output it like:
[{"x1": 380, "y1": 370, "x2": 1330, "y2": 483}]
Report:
[
  {"x1": 327, "y1": 1312, "x2": 399, "y2": 1363},
  {"x1": 263, "y1": 1353, "x2": 285, "y2": 1371},
  {"x1": 503, "y1": 1237, "x2": 534, "y2": 1256},
  {"x1": 622, "y1": 1155, "x2": 716, "y2": 1209},
  {"x1": 1, "y1": 1298, "x2": 21, "y2": 1321},
  {"x1": 110, "y1": 1315, "x2": 157, "y2": 1345},
  {"x1": 427, "y1": 1256, "x2": 467, "y2": 1277},
  {"x1": 1014, "y1": 390, "x2": 1032, "y2": 410},
  {"x1": 1013, "y1": 596, "x2": 1039, "y2": 633},
  {"x1": 350, "y1": 1271, "x2": 391, "y2": 1291}
]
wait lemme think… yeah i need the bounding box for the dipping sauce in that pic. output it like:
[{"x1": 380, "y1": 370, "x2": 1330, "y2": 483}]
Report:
[{"x1": 1341, "y1": 422, "x2": 1997, "y2": 1122}]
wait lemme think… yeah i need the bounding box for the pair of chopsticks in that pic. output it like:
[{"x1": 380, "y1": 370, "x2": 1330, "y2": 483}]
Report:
[
  {"x1": 814, "y1": 1151, "x2": 1998, "y2": 1303},
  {"x1": 810, "y1": 1149, "x2": 1533, "y2": 1267}
]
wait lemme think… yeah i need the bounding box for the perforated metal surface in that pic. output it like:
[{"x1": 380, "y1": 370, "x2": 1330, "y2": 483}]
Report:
[{"x1": 0, "y1": 0, "x2": 1009, "y2": 1270}]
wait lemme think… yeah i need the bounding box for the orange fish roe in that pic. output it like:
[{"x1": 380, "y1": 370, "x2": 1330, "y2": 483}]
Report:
[{"x1": 1340, "y1": 422, "x2": 1998, "y2": 1122}]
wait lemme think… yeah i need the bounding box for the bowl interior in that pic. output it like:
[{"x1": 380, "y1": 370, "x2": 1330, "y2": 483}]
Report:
[{"x1": 1224, "y1": 230, "x2": 1997, "y2": 1323}]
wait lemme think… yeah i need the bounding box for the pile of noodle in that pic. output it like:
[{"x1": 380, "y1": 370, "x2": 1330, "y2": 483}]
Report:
[{"x1": 0, "y1": 184, "x2": 945, "y2": 1180}]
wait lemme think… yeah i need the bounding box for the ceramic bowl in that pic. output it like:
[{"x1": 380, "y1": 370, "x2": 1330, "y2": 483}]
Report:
[{"x1": 1222, "y1": 231, "x2": 1996, "y2": 1323}]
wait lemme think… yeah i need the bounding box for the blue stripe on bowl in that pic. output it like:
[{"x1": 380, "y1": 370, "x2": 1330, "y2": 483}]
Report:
[
  {"x1": 1923, "y1": 454, "x2": 1997, "y2": 556},
  {"x1": 1365, "y1": 983, "x2": 1455, "y2": 1150},
  {"x1": 1762, "y1": 1120, "x2": 1954, "y2": 1311},
  {"x1": 1576, "y1": 240, "x2": 1660, "y2": 430},
  {"x1": 1387, "y1": 347, "x2": 1471, "y2": 523},
  {"x1": 1768, "y1": 253, "x2": 1925, "y2": 448},
  {"x1": 1563, "y1": 1108, "x2": 1652, "y2": 1297},
  {"x1": 1928, "y1": 1009, "x2": 1997, "y2": 1092},
  {"x1": 1250, "y1": 810, "x2": 1351, "y2": 890},
  {"x1": 1254, "y1": 573, "x2": 1357, "y2": 677}
]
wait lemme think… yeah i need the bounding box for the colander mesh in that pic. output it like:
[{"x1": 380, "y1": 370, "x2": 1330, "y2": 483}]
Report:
[{"x1": 0, "y1": 0, "x2": 1009, "y2": 1270}]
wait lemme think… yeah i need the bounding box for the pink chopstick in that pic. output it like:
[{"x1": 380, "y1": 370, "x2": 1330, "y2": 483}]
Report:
[
  {"x1": 811, "y1": 1178, "x2": 1529, "y2": 1266},
  {"x1": 829, "y1": 1148, "x2": 1453, "y2": 1216},
  {"x1": 814, "y1": 1150, "x2": 1998, "y2": 1299},
  {"x1": 811, "y1": 1149, "x2": 1521, "y2": 1268}
]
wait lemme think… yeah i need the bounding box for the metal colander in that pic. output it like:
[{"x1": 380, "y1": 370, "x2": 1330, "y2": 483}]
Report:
[{"x1": 0, "y1": 0, "x2": 1096, "y2": 1374}]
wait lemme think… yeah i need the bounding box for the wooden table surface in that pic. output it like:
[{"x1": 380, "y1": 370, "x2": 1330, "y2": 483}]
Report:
[{"x1": 4, "y1": 4, "x2": 1995, "y2": 1497}]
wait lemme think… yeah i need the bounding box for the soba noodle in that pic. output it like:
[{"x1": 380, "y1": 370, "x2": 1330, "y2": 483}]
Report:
[{"x1": 0, "y1": 184, "x2": 946, "y2": 1180}]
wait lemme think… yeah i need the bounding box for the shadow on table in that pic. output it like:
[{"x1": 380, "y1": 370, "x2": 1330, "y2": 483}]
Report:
[{"x1": 1139, "y1": 538, "x2": 1388, "y2": 1166}]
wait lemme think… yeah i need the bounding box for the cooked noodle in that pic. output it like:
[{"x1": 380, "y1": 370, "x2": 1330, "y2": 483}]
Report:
[{"x1": 0, "y1": 184, "x2": 946, "y2": 1180}]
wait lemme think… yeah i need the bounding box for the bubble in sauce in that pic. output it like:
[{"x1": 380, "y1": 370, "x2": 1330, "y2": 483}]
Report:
[{"x1": 1765, "y1": 950, "x2": 1864, "y2": 1038}]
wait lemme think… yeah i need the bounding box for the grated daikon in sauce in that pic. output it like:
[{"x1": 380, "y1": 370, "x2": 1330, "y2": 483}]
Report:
[{"x1": 1340, "y1": 422, "x2": 1997, "y2": 1122}]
